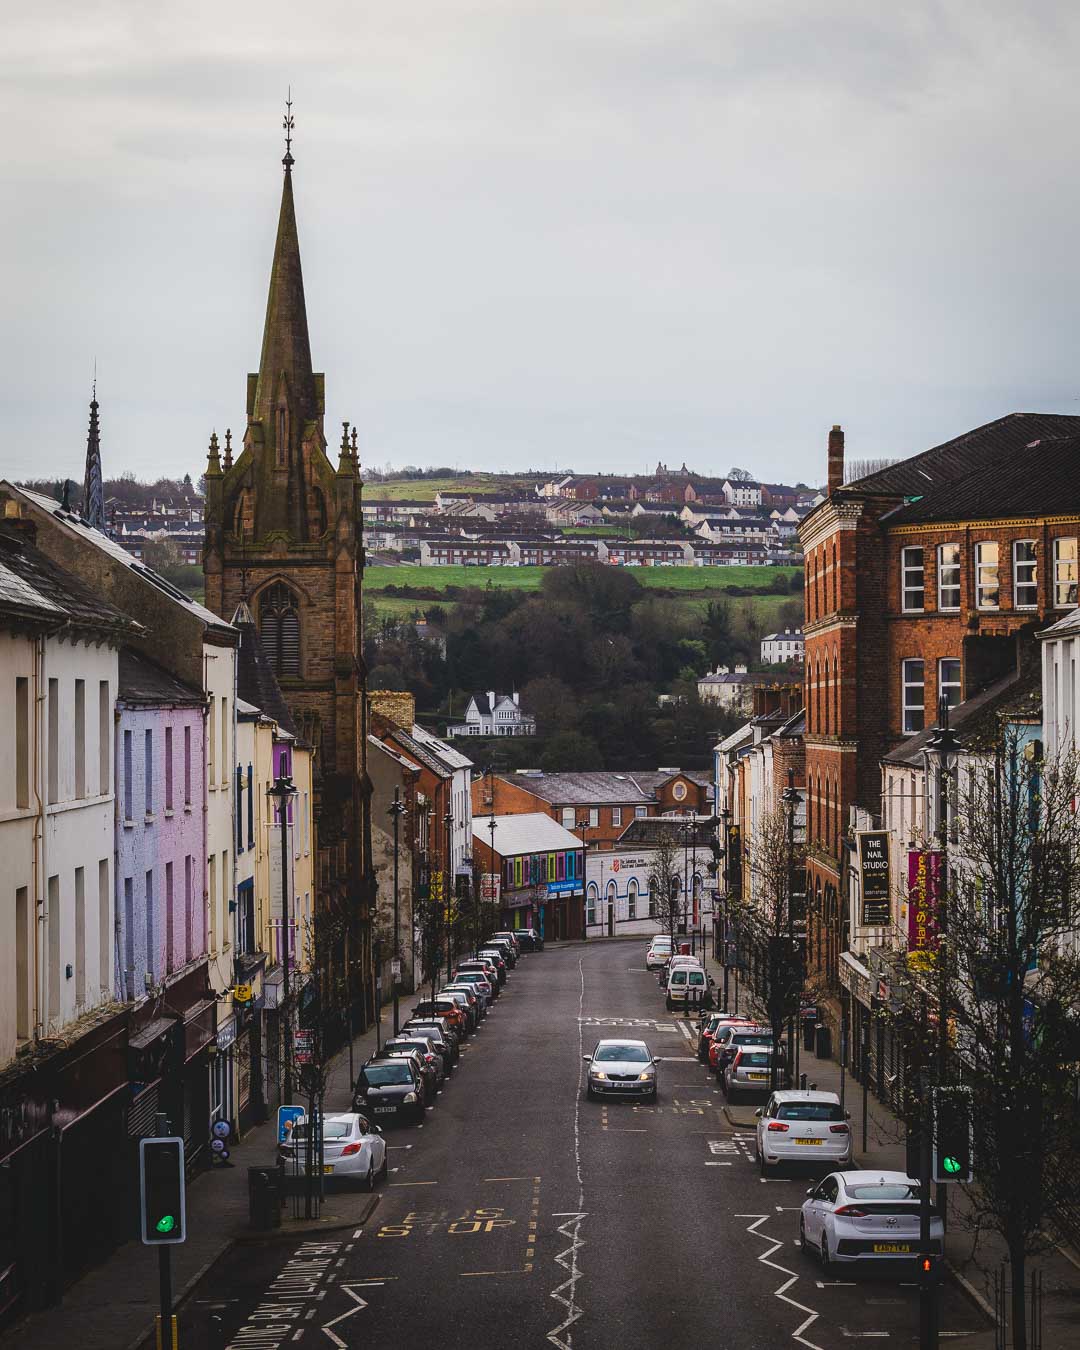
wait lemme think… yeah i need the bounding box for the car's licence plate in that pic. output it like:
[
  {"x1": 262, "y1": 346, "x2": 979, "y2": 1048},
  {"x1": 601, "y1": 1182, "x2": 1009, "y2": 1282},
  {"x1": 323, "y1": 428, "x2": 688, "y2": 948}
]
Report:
[
  {"x1": 873, "y1": 1242, "x2": 911, "y2": 1254},
  {"x1": 748, "y1": 1072, "x2": 767, "y2": 1081},
  {"x1": 323, "y1": 1164, "x2": 334, "y2": 1174},
  {"x1": 795, "y1": 1137, "x2": 822, "y2": 1145},
  {"x1": 374, "y1": 1106, "x2": 395, "y2": 1113}
]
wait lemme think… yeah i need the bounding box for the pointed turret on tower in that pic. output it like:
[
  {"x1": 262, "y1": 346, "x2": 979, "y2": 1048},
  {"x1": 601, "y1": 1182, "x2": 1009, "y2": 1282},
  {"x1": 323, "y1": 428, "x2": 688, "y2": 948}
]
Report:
[{"x1": 83, "y1": 384, "x2": 106, "y2": 532}]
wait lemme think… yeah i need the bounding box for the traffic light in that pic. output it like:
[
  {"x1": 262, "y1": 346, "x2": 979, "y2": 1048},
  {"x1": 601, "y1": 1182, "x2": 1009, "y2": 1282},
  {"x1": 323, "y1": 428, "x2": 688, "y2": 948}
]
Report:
[
  {"x1": 139, "y1": 1137, "x2": 187, "y2": 1245},
  {"x1": 917, "y1": 1253, "x2": 942, "y2": 1287},
  {"x1": 932, "y1": 1086, "x2": 974, "y2": 1183}
]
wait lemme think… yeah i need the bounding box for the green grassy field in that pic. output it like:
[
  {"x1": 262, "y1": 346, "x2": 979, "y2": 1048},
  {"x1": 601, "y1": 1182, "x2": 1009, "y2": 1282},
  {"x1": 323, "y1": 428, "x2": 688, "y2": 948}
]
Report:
[
  {"x1": 362, "y1": 473, "x2": 545, "y2": 501},
  {"x1": 366, "y1": 563, "x2": 798, "y2": 593}
]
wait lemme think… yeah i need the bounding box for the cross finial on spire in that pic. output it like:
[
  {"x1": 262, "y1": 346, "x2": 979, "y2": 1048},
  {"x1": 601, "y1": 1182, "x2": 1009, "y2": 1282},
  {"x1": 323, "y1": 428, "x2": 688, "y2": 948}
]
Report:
[{"x1": 283, "y1": 88, "x2": 295, "y2": 172}]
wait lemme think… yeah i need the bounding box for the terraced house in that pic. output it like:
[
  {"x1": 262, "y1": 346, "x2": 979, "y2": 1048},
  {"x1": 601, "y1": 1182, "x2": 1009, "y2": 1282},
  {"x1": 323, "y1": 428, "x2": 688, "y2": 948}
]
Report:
[{"x1": 798, "y1": 415, "x2": 1080, "y2": 1036}]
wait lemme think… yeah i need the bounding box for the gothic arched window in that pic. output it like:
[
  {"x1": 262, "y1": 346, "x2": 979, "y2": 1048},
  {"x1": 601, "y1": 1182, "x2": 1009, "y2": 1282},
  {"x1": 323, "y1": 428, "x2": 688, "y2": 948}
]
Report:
[{"x1": 259, "y1": 582, "x2": 300, "y2": 677}]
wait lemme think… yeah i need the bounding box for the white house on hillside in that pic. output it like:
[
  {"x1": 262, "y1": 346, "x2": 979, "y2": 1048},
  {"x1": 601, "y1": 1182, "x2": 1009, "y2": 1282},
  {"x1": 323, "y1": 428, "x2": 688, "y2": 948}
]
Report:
[
  {"x1": 760, "y1": 629, "x2": 804, "y2": 664},
  {"x1": 447, "y1": 691, "x2": 536, "y2": 739}
]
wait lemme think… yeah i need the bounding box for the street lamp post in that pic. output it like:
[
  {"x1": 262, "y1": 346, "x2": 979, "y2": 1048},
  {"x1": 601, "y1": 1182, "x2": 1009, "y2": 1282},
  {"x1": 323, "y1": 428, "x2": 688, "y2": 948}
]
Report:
[
  {"x1": 719, "y1": 807, "x2": 731, "y2": 1008},
  {"x1": 925, "y1": 698, "x2": 961, "y2": 1250},
  {"x1": 388, "y1": 788, "x2": 406, "y2": 1036},
  {"x1": 781, "y1": 770, "x2": 801, "y2": 1089},
  {"x1": 267, "y1": 772, "x2": 297, "y2": 1106},
  {"x1": 577, "y1": 817, "x2": 591, "y2": 941},
  {"x1": 444, "y1": 808, "x2": 455, "y2": 976},
  {"x1": 487, "y1": 814, "x2": 498, "y2": 938}
]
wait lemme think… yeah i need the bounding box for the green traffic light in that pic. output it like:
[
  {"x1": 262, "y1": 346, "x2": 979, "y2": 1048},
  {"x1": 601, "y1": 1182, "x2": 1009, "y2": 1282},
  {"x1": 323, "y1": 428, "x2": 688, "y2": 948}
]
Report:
[
  {"x1": 943, "y1": 1156, "x2": 961, "y2": 1175},
  {"x1": 155, "y1": 1214, "x2": 176, "y2": 1234}
]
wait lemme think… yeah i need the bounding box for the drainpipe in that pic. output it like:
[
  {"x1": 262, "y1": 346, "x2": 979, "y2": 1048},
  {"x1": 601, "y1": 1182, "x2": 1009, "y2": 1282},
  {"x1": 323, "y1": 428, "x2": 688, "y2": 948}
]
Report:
[{"x1": 32, "y1": 632, "x2": 46, "y2": 1041}]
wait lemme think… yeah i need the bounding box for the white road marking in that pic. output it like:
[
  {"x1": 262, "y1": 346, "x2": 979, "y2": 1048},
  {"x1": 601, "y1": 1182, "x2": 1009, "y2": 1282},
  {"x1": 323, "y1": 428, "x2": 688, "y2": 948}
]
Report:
[
  {"x1": 735, "y1": 1213, "x2": 824, "y2": 1350},
  {"x1": 547, "y1": 958, "x2": 588, "y2": 1350},
  {"x1": 706, "y1": 1162, "x2": 733, "y2": 1166},
  {"x1": 815, "y1": 1280, "x2": 857, "y2": 1288},
  {"x1": 320, "y1": 1285, "x2": 368, "y2": 1346},
  {"x1": 841, "y1": 1333, "x2": 890, "y2": 1339}
]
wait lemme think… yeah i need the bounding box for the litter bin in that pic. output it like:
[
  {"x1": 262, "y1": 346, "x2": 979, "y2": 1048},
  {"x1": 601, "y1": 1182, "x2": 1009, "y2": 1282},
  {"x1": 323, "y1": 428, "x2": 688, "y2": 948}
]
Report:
[
  {"x1": 248, "y1": 1165, "x2": 282, "y2": 1231},
  {"x1": 814, "y1": 1023, "x2": 832, "y2": 1060},
  {"x1": 803, "y1": 1019, "x2": 816, "y2": 1052}
]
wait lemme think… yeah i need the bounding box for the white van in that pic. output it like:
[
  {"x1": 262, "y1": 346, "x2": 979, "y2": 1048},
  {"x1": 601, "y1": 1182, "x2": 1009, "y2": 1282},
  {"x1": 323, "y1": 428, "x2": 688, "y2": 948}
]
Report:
[{"x1": 665, "y1": 961, "x2": 712, "y2": 1012}]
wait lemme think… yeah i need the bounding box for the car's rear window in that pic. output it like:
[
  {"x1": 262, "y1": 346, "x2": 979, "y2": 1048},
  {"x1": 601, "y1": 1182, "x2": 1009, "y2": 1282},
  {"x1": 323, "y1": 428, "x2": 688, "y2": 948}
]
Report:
[
  {"x1": 293, "y1": 1122, "x2": 351, "y2": 1141},
  {"x1": 670, "y1": 971, "x2": 686, "y2": 984},
  {"x1": 688, "y1": 972, "x2": 705, "y2": 986},
  {"x1": 847, "y1": 1183, "x2": 921, "y2": 1201},
  {"x1": 740, "y1": 1052, "x2": 771, "y2": 1066},
  {"x1": 735, "y1": 1032, "x2": 773, "y2": 1045},
  {"x1": 777, "y1": 1103, "x2": 843, "y2": 1121}
]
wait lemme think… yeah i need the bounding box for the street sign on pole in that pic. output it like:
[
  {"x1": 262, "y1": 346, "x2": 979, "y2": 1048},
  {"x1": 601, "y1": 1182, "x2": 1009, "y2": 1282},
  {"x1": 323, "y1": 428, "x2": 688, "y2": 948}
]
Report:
[{"x1": 277, "y1": 1105, "x2": 306, "y2": 1144}]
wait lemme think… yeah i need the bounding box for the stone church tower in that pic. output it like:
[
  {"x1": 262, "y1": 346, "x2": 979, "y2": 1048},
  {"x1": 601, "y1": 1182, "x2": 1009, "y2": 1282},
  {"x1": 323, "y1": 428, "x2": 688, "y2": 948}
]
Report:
[{"x1": 203, "y1": 123, "x2": 373, "y2": 1028}]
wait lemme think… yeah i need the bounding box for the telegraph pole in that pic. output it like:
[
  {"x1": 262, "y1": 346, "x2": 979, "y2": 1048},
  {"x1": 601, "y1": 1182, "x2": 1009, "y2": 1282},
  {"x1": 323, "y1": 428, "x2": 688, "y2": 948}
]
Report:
[
  {"x1": 389, "y1": 788, "x2": 406, "y2": 1035},
  {"x1": 268, "y1": 772, "x2": 296, "y2": 1105}
]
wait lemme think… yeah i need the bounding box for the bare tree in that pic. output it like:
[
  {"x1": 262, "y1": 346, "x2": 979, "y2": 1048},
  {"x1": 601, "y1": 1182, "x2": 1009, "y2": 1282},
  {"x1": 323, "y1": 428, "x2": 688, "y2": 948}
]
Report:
[
  {"x1": 648, "y1": 835, "x2": 683, "y2": 950},
  {"x1": 884, "y1": 728, "x2": 1080, "y2": 1349},
  {"x1": 734, "y1": 803, "x2": 801, "y2": 1089}
]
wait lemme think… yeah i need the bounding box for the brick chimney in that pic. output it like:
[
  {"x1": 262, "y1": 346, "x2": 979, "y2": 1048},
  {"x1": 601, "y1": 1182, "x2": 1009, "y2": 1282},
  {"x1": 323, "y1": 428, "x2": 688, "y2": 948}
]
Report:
[{"x1": 827, "y1": 425, "x2": 845, "y2": 494}]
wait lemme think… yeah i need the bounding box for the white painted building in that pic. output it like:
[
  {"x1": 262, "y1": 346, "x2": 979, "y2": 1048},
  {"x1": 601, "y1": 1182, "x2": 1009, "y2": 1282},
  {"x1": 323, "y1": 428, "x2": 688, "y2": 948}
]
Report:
[
  {"x1": 447, "y1": 691, "x2": 537, "y2": 739},
  {"x1": 760, "y1": 628, "x2": 804, "y2": 664},
  {"x1": 722, "y1": 479, "x2": 763, "y2": 508},
  {"x1": 408, "y1": 723, "x2": 475, "y2": 877},
  {"x1": 1041, "y1": 606, "x2": 1080, "y2": 762},
  {"x1": 0, "y1": 519, "x2": 138, "y2": 1062}
]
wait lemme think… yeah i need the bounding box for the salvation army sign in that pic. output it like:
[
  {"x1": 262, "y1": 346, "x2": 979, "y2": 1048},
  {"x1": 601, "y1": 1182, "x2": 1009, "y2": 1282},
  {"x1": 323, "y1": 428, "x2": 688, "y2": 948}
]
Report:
[{"x1": 857, "y1": 831, "x2": 891, "y2": 926}]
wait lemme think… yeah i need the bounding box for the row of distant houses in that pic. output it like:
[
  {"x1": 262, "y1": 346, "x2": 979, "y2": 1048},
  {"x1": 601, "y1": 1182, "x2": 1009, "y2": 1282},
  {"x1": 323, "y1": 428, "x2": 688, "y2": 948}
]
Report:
[{"x1": 418, "y1": 535, "x2": 787, "y2": 568}]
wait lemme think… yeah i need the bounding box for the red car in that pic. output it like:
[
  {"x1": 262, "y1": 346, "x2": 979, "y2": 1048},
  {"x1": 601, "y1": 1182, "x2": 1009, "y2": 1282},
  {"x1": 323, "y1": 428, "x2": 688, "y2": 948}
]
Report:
[
  {"x1": 708, "y1": 1019, "x2": 759, "y2": 1071},
  {"x1": 697, "y1": 1013, "x2": 753, "y2": 1063}
]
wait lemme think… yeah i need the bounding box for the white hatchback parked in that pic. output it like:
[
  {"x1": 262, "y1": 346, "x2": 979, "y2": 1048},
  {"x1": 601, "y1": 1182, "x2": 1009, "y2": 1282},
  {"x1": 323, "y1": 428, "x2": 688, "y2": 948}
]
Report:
[{"x1": 755, "y1": 1090, "x2": 852, "y2": 1173}]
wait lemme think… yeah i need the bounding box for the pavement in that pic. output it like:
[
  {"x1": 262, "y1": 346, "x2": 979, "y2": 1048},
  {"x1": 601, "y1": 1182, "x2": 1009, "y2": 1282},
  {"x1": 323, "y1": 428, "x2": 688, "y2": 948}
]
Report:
[
  {"x1": 7, "y1": 937, "x2": 1078, "y2": 1349},
  {"x1": 2, "y1": 999, "x2": 397, "y2": 1350}
]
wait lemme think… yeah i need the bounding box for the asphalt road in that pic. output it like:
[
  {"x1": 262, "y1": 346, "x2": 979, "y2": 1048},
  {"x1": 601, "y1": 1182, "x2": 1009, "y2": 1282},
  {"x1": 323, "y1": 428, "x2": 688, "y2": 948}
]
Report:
[{"x1": 172, "y1": 940, "x2": 992, "y2": 1349}]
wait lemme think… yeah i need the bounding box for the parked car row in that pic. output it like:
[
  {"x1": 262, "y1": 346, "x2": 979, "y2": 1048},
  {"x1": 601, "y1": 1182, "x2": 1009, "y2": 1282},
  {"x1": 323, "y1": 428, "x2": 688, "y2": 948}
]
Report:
[
  {"x1": 279, "y1": 930, "x2": 539, "y2": 1189},
  {"x1": 351, "y1": 930, "x2": 537, "y2": 1132}
]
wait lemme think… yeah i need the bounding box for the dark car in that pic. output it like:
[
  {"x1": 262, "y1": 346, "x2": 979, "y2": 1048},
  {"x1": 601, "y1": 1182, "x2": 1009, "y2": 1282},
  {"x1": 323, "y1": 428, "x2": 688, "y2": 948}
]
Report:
[
  {"x1": 438, "y1": 987, "x2": 479, "y2": 1031},
  {"x1": 516, "y1": 927, "x2": 543, "y2": 952},
  {"x1": 373, "y1": 1045, "x2": 437, "y2": 1104},
  {"x1": 405, "y1": 1012, "x2": 462, "y2": 1059},
  {"x1": 712, "y1": 1026, "x2": 777, "y2": 1079},
  {"x1": 483, "y1": 939, "x2": 516, "y2": 969},
  {"x1": 352, "y1": 1057, "x2": 424, "y2": 1124},
  {"x1": 476, "y1": 948, "x2": 508, "y2": 984},
  {"x1": 387, "y1": 1034, "x2": 446, "y2": 1082},
  {"x1": 492, "y1": 931, "x2": 523, "y2": 956}
]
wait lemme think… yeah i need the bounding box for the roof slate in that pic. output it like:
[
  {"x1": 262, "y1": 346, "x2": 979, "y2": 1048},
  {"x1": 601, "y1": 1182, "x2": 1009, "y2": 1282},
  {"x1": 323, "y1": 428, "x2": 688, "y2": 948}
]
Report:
[
  {"x1": 118, "y1": 649, "x2": 203, "y2": 706},
  {"x1": 842, "y1": 413, "x2": 1080, "y2": 501},
  {"x1": 232, "y1": 609, "x2": 297, "y2": 737},
  {"x1": 882, "y1": 432, "x2": 1080, "y2": 525},
  {"x1": 498, "y1": 768, "x2": 711, "y2": 806},
  {"x1": 0, "y1": 525, "x2": 140, "y2": 640}
]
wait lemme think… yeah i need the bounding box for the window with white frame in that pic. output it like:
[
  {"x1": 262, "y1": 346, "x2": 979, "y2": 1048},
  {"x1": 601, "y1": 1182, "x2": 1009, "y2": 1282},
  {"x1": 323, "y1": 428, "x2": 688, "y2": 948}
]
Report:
[
  {"x1": 1053, "y1": 537, "x2": 1078, "y2": 609},
  {"x1": 561, "y1": 807, "x2": 575, "y2": 829},
  {"x1": 1012, "y1": 540, "x2": 1037, "y2": 609},
  {"x1": 611, "y1": 806, "x2": 622, "y2": 827},
  {"x1": 937, "y1": 543, "x2": 961, "y2": 610},
  {"x1": 586, "y1": 884, "x2": 598, "y2": 927},
  {"x1": 975, "y1": 541, "x2": 999, "y2": 609},
  {"x1": 902, "y1": 658, "x2": 925, "y2": 733},
  {"x1": 938, "y1": 658, "x2": 961, "y2": 710},
  {"x1": 635, "y1": 806, "x2": 647, "y2": 819},
  {"x1": 901, "y1": 546, "x2": 924, "y2": 611},
  {"x1": 589, "y1": 807, "x2": 599, "y2": 828}
]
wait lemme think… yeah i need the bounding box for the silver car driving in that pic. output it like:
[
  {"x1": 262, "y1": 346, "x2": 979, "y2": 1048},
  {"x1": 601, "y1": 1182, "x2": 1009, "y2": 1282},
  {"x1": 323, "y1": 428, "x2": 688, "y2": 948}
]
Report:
[{"x1": 583, "y1": 1039, "x2": 660, "y2": 1102}]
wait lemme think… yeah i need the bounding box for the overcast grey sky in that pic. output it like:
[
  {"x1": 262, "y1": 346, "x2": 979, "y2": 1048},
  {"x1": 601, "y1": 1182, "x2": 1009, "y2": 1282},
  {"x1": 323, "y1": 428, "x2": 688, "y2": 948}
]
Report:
[{"x1": 4, "y1": 1, "x2": 1080, "y2": 487}]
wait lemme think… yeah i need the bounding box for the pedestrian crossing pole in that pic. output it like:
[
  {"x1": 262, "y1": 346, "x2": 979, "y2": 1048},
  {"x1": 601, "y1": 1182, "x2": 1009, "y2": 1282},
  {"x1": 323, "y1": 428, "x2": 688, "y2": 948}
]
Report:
[{"x1": 141, "y1": 1117, "x2": 185, "y2": 1350}]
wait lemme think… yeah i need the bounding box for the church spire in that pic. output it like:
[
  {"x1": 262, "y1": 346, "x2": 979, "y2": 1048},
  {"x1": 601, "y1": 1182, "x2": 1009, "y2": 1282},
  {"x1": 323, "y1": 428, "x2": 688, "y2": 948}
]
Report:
[
  {"x1": 251, "y1": 94, "x2": 318, "y2": 439},
  {"x1": 83, "y1": 380, "x2": 106, "y2": 532}
]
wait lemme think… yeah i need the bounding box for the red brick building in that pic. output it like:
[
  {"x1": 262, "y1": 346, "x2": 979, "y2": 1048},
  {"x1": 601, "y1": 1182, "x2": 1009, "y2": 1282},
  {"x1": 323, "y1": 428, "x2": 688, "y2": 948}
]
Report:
[
  {"x1": 799, "y1": 416, "x2": 1080, "y2": 1011},
  {"x1": 474, "y1": 769, "x2": 713, "y2": 851}
]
